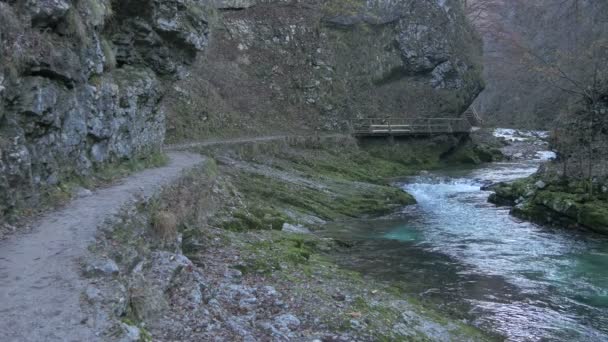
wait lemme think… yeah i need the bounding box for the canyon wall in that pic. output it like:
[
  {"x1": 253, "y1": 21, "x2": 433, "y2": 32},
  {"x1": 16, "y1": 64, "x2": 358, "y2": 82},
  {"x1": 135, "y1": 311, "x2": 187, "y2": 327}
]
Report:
[
  {"x1": 0, "y1": 0, "x2": 483, "y2": 220},
  {"x1": 0, "y1": 0, "x2": 209, "y2": 219},
  {"x1": 165, "y1": 0, "x2": 484, "y2": 141}
]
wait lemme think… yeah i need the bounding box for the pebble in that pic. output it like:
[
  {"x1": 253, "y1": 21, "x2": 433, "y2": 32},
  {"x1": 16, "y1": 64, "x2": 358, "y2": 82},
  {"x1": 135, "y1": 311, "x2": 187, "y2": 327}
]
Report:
[
  {"x1": 84, "y1": 258, "x2": 119, "y2": 277},
  {"x1": 535, "y1": 180, "x2": 547, "y2": 189},
  {"x1": 120, "y1": 323, "x2": 141, "y2": 342},
  {"x1": 84, "y1": 286, "x2": 102, "y2": 303},
  {"x1": 332, "y1": 293, "x2": 346, "y2": 301},
  {"x1": 262, "y1": 285, "x2": 278, "y2": 297},
  {"x1": 274, "y1": 314, "x2": 301, "y2": 331},
  {"x1": 75, "y1": 187, "x2": 93, "y2": 198}
]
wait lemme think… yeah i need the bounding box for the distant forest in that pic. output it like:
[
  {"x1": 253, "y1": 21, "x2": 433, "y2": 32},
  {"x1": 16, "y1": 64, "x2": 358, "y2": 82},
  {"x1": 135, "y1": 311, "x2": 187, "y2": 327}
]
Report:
[{"x1": 466, "y1": 0, "x2": 608, "y2": 129}]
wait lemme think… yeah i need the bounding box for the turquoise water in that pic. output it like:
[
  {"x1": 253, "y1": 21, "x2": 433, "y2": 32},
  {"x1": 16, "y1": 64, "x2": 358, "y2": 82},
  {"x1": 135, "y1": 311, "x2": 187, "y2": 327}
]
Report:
[{"x1": 322, "y1": 161, "x2": 608, "y2": 341}]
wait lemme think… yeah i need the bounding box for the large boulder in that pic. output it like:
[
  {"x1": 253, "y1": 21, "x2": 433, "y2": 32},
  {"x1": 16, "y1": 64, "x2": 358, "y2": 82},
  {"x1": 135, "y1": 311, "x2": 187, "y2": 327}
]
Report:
[
  {"x1": 128, "y1": 252, "x2": 205, "y2": 321},
  {"x1": 27, "y1": 0, "x2": 72, "y2": 28}
]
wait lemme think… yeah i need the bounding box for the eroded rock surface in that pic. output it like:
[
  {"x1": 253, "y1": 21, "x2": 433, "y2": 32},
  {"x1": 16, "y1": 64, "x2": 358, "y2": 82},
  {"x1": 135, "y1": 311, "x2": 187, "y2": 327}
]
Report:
[{"x1": 0, "y1": 0, "x2": 209, "y2": 221}]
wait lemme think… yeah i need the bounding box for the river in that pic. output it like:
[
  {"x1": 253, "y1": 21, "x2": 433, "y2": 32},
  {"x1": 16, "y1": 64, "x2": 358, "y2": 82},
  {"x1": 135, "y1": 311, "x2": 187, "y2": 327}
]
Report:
[{"x1": 321, "y1": 158, "x2": 608, "y2": 341}]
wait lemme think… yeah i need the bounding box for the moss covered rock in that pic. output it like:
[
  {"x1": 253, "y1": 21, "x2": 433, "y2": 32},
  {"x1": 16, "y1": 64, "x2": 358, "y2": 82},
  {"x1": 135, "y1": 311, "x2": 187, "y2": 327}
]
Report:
[{"x1": 489, "y1": 176, "x2": 608, "y2": 235}]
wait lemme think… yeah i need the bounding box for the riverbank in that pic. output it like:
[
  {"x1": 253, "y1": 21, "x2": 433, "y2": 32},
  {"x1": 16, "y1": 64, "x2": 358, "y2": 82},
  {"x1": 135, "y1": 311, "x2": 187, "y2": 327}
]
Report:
[
  {"x1": 83, "y1": 134, "x2": 501, "y2": 341},
  {"x1": 484, "y1": 129, "x2": 608, "y2": 235},
  {"x1": 488, "y1": 174, "x2": 608, "y2": 234},
  {"x1": 323, "y1": 160, "x2": 608, "y2": 341}
]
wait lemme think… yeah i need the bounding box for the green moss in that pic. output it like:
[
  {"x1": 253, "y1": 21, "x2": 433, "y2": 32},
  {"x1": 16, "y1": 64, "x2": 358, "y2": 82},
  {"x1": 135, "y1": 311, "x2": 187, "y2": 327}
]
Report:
[
  {"x1": 489, "y1": 177, "x2": 535, "y2": 205},
  {"x1": 491, "y1": 175, "x2": 608, "y2": 234},
  {"x1": 209, "y1": 136, "x2": 500, "y2": 234},
  {"x1": 221, "y1": 206, "x2": 289, "y2": 231},
  {"x1": 234, "y1": 228, "x2": 492, "y2": 340},
  {"x1": 474, "y1": 145, "x2": 504, "y2": 162},
  {"x1": 66, "y1": 8, "x2": 89, "y2": 45},
  {"x1": 240, "y1": 233, "x2": 318, "y2": 275},
  {"x1": 578, "y1": 202, "x2": 608, "y2": 233},
  {"x1": 93, "y1": 151, "x2": 169, "y2": 183},
  {"x1": 228, "y1": 171, "x2": 414, "y2": 224},
  {"x1": 83, "y1": 0, "x2": 111, "y2": 26},
  {"x1": 443, "y1": 143, "x2": 504, "y2": 165},
  {"x1": 446, "y1": 147, "x2": 482, "y2": 164}
]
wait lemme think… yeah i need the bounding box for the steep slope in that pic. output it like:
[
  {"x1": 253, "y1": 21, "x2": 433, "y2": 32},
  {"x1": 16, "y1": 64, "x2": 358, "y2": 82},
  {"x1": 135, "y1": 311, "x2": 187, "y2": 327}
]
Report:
[{"x1": 165, "y1": 0, "x2": 484, "y2": 141}]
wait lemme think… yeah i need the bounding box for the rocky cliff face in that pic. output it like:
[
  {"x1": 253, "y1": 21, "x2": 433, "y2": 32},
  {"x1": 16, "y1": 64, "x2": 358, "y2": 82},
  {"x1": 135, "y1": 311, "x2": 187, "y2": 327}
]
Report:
[
  {"x1": 0, "y1": 0, "x2": 483, "y2": 220},
  {"x1": 165, "y1": 0, "x2": 484, "y2": 141},
  {"x1": 0, "y1": 0, "x2": 209, "y2": 220}
]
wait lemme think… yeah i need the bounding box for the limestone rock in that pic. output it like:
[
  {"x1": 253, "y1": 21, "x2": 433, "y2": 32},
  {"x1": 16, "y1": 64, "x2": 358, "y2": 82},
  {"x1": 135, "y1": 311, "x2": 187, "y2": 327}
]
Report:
[
  {"x1": 0, "y1": 0, "x2": 207, "y2": 221},
  {"x1": 0, "y1": 0, "x2": 484, "y2": 224},
  {"x1": 119, "y1": 323, "x2": 141, "y2": 342},
  {"x1": 27, "y1": 0, "x2": 71, "y2": 28},
  {"x1": 274, "y1": 314, "x2": 301, "y2": 331},
  {"x1": 74, "y1": 187, "x2": 93, "y2": 198},
  {"x1": 84, "y1": 258, "x2": 120, "y2": 277},
  {"x1": 128, "y1": 252, "x2": 205, "y2": 321},
  {"x1": 0, "y1": 73, "x2": 6, "y2": 95},
  {"x1": 398, "y1": 23, "x2": 450, "y2": 73},
  {"x1": 150, "y1": 0, "x2": 210, "y2": 51},
  {"x1": 282, "y1": 223, "x2": 311, "y2": 234}
]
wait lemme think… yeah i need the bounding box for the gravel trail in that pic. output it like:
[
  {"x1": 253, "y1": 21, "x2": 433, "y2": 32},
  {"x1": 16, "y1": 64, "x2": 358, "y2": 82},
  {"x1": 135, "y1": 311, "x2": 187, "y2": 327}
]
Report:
[{"x1": 0, "y1": 152, "x2": 204, "y2": 342}]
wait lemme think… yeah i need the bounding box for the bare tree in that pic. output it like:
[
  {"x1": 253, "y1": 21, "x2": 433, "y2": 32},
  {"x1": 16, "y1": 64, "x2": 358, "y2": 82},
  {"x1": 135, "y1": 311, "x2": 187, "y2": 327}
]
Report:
[{"x1": 465, "y1": 0, "x2": 608, "y2": 129}]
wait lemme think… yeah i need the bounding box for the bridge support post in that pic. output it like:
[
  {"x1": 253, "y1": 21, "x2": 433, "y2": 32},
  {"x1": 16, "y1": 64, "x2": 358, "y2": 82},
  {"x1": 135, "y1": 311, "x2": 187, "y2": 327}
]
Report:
[{"x1": 387, "y1": 135, "x2": 395, "y2": 145}]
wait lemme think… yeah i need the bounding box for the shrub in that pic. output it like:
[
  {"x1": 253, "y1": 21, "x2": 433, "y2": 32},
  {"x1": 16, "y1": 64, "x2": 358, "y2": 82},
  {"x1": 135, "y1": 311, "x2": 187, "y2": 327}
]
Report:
[{"x1": 151, "y1": 211, "x2": 178, "y2": 245}]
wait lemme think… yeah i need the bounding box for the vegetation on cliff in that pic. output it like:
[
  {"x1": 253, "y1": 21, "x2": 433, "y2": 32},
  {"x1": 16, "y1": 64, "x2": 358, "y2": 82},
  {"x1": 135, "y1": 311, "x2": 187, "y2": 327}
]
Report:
[{"x1": 163, "y1": 0, "x2": 484, "y2": 143}]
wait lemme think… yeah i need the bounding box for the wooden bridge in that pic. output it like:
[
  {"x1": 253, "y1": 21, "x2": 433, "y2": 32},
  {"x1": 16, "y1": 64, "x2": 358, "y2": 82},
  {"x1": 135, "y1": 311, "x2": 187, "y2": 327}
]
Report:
[{"x1": 352, "y1": 108, "x2": 483, "y2": 137}]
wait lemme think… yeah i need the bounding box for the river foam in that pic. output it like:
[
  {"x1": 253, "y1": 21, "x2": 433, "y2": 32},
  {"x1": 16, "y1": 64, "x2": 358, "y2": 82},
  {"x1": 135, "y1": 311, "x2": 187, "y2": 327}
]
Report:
[{"x1": 323, "y1": 160, "x2": 608, "y2": 341}]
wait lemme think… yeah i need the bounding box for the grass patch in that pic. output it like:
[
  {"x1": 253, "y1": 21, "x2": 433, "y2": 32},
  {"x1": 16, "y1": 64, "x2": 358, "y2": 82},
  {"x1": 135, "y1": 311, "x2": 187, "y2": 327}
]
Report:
[
  {"x1": 92, "y1": 151, "x2": 169, "y2": 184},
  {"x1": 225, "y1": 170, "x2": 414, "y2": 225},
  {"x1": 208, "y1": 136, "x2": 495, "y2": 233},
  {"x1": 239, "y1": 232, "x2": 318, "y2": 275}
]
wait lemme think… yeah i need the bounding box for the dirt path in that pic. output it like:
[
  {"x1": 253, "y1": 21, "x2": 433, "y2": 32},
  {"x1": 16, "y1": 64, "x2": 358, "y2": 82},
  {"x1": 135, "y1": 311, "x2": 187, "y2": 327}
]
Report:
[
  {"x1": 0, "y1": 152, "x2": 204, "y2": 342},
  {"x1": 0, "y1": 133, "x2": 347, "y2": 341},
  {"x1": 167, "y1": 133, "x2": 347, "y2": 150}
]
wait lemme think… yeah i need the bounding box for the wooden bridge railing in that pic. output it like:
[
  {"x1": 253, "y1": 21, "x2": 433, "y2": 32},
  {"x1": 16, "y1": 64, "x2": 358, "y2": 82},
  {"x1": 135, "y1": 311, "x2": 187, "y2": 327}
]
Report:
[{"x1": 352, "y1": 117, "x2": 473, "y2": 137}]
